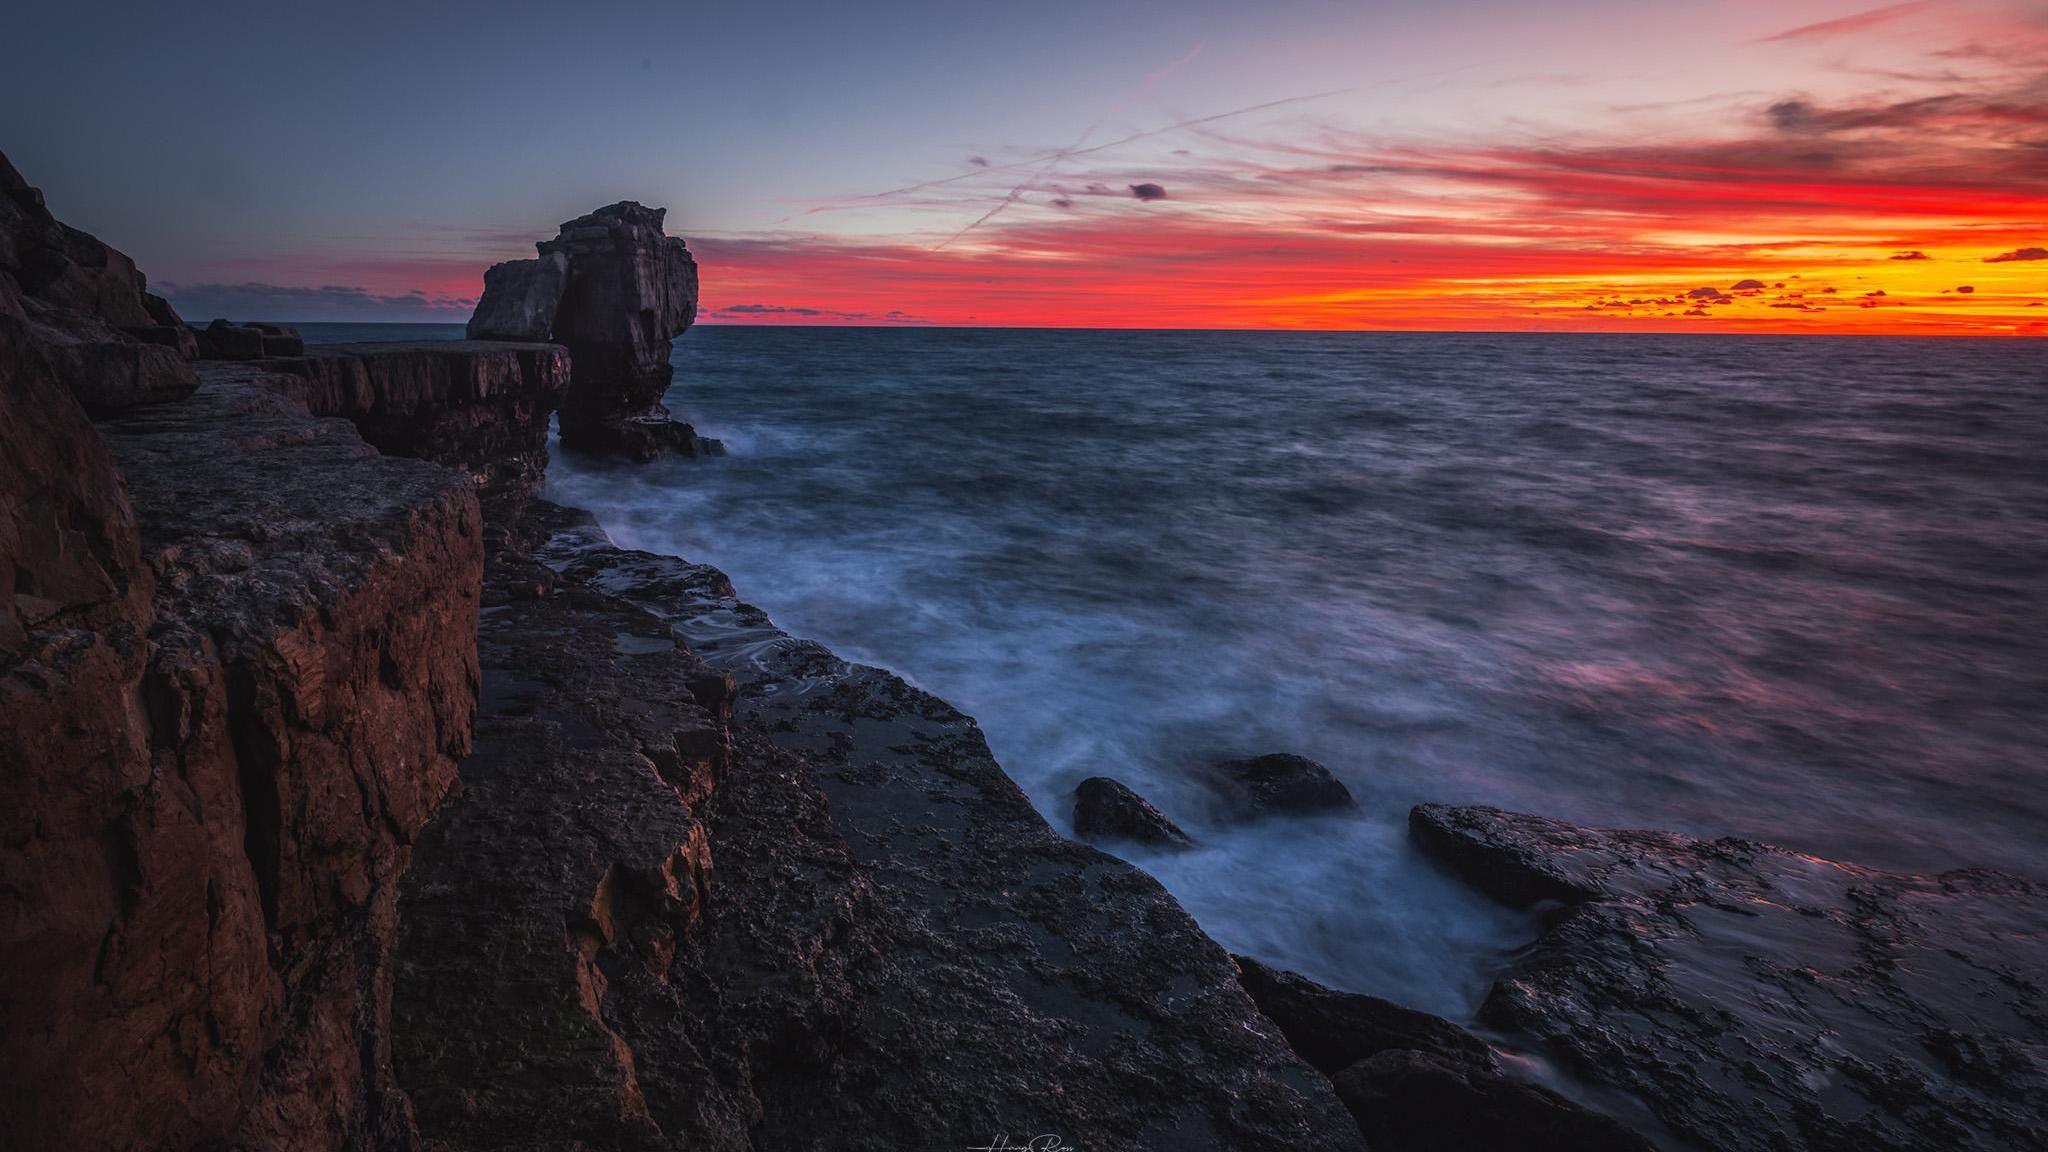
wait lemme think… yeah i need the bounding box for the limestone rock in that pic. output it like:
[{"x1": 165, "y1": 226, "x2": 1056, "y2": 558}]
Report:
[
  {"x1": 1412, "y1": 804, "x2": 2048, "y2": 1152},
  {"x1": 1073, "y1": 775, "x2": 1195, "y2": 848},
  {"x1": 393, "y1": 503, "x2": 1367, "y2": 1151},
  {"x1": 253, "y1": 339, "x2": 572, "y2": 513},
  {"x1": 1, "y1": 365, "x2": 482, "y2": 1151},
  {"x1": 466, "y1": 249, "x2": 569, "y2": 341},
  {"x1": 22, "y1": 295, "x2": 197, "y2": 414},
  {"x1": 468, "y1": 200, "x2": 701, "y2": 456}
]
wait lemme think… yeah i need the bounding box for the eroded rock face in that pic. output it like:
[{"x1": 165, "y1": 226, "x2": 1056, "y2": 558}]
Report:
[
  {"x1": 252, "y1": 340, "x2": 572, "y2": 514},
  {"x1": 1074, "y1": 775, "x2": 1196, "y2": 848},
  {"x1": 1411, "y1": 804, "x2": 2048, "y2": 1152},
  {"x1": 470, "y1": 201, "x2": 702, "y2": 458},
  {"x1": 386, "y1": 502, "x2": 1365, "y2": 1151},
  {"x1": 0, "y1": 149, "x2": 197, "y2": 411},
  {"x1": 466, "y1": 250, "x2": 569, "y2": 341},
  {"x1": 1233, "y1": 955, "x2": 1654, "y2": 1152},
  {"x1": 0, "y1": 361, "x2": 481, "y2": 1151}
]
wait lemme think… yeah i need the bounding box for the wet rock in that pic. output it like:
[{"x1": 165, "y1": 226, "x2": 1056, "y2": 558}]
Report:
[
  {"x1": 1233, "y1": 956, "x2": 1653, "y2": 1152},
  {"x1": 2, "y1": 365, "x2": 481, "y2": 1151},
  {"x1": 467, "y1": 249, "x2": 569, "y2": 341},
  {"x1": 1073, "y1": 775, "x2": 1195, "y2": 848},
  {"x1": 1412, "y1": 803, "x2": 2048, "y2": 1152},
  {"x1": 471, "y1": 201, "x2": 702, "y2": 456},
  {"x1": 1200, "y1": 752, "x2": 1355, "y2": 818},
  {"x1": 405, "y1": 503, "x2": 1367, "y2": 1151}
]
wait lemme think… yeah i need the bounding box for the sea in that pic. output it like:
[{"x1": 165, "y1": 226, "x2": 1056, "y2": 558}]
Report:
[{"x1": 301, "y1": 323, "x2": 2048, "y2": 1018}]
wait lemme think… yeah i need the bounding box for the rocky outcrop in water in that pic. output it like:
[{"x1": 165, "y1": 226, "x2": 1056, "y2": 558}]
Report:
[
  {"x1": 1074, "y1": 775, "x2": 1196, "y2": 848},
  {"x1": 1201, "y1": 752, "x2": 1356, "y2": 819},
  {"x1": 1234, "y1": 956, "x2": 1656, "y2": 1152},
  {"x1": 1411, "y1": 804, "x2": 2048, "y2": 1152},
  {"x1": 468, "y1": 201, "x2": 702, "y2": 459},
  {"x1": 1, "y1": 148, "x2": 196, "y2": 412}
]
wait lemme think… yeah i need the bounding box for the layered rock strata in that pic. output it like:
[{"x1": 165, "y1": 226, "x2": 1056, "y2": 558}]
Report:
[
  {"x1": 1412, "y1": 804, "x2": 2048, "y2": 1152},
  {"x1": 253, "y1": 340, "x2": 572, "y2": 516},
  {"x1": 1, "y1": 340, "x2": 480, "y2": 1151}
]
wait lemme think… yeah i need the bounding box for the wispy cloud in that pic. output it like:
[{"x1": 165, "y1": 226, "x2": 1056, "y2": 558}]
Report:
[{"x1": 1755, "y1": 1, "x2": 1940, "y2": 44}]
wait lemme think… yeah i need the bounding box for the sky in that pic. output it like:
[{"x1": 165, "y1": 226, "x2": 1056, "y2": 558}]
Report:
[{"x1": 5, "y1": 0, "x2": 2046, "y2": 333}]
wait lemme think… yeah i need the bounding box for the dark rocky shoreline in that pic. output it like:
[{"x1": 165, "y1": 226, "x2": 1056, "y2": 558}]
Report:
[{"x1": 4, "y1": 150, "x2": 2044, "y2": 1151}]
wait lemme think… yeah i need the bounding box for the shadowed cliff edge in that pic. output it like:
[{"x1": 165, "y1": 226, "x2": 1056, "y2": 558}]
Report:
[{"x1": 4, "y1": 149, "x2": 2044, "y2": 1151}]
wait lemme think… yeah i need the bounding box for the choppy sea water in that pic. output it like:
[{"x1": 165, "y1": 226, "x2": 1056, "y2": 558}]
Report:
[{"x1": 307, "y1": 324, "x2": 2048, "y2": 1017}]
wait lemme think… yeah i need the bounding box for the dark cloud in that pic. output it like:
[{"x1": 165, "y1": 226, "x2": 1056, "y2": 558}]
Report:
[
  {"x1": 1890, "y1": 250, "x2": 1930, "y2": 260},
  {"x1": 967, "y1": 155, "x2": 990, "y2": 168},
  {"x1": 1864, "y1": 289, "x2": 1887, "y2": 297},
  {"x1": 1730, "y1": 278, "x2": 1767, "y2": 290},
  {"x1": 159, "y1": 281, "x2": 475, "y2": 323},
  {"x1": 1687, "y1": 286, "x2": 1728, "y2": 299},
  {"x1": 1956, "y1": 284, "x2": 1976, "y2": 292},
  {"x1": 1049, "y1": 197, "x2": 1075, "y2": 209},
  {"x1": 1129, "y1": 182, "x2": 1168, "y2": 201},
  {"x1": 709, "y1": 302, "x2": 927, "y2": 323},
  {"x1": 1986, "y1": 246, "x2": 2048, "y2": 262}
]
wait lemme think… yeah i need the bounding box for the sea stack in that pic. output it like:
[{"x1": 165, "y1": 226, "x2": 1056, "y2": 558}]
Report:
[{"x1": 468, "y1": 201, "x2": 702, "y2": 459}]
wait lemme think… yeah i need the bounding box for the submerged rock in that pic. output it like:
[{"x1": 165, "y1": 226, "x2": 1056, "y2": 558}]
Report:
[
  {"x1": 1073, "y1": 775, "x2": 1196, "y2": 848},
  {"x1": 1200, "y1": 752, "x2": 1356, "y2": 818},
  {"x1": 1412, "y1": 803, "x2": 2048, "y2": 1152}
]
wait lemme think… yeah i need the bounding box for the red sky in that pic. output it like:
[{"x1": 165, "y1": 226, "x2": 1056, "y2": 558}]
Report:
[{"x1": 137, "y1": 0, "x2": 2048, "y2": 334}]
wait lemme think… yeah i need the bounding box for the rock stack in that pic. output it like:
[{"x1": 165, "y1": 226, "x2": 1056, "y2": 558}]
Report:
[{"x1": 468, "y1": 201, "x2": 703, "y2": 459}]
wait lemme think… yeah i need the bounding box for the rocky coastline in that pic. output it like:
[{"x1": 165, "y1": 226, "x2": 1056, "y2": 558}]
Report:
[{"x1": 4, "y1": 150, "x2": 2044, "y2": 1151}]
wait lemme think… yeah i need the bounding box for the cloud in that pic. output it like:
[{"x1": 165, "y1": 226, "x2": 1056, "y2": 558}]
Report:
[
  {"x1": 1756, "y1": 2, "x2": 1937, "y2": 44},
  {"x1": 706, "y1": 301, "x2": 927, "y2": 324},
  {"x1": 159, "y1": 281, "x2": 476, "y2": 323},
  {"x1": 967, "y1": 155, "x2": 990, "y2": 168},
  {"x1": 1956, "y1": 284, "x2": 1976, "y2": 292},
  {"x1": 1986, "y1": 246, "x2": 2048, "y2": 261},
  {"x1": 1730, "y1": 278, "x2": 1767, "y2": 290},
  {"x1": 1890, "y1": 250, "x2": 1931, "y2": 259},
  {"x1": 1129, "y1": 183, "x2": 1168, "y2": 201},
  {"x1": 1688, "y1": 286, "x2": 1729, "y2": 299}
]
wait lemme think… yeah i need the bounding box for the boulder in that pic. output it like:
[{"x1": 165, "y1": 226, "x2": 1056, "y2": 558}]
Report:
[
  {"x1": 1073, "y1": 776, "x2": 1195, "y2": 848},
  {"x1": 1234, "y1": 956, "x2": 1654, "y2": 1152},
  {"x1": 1199, "y1": 752, "x2": 1355, "y2": 818},
  {"x1": 198, "y1": 318, "x2": 267, "y2": 360},
  {"x1": 466, "y1": 249, "x2": 569, "y2": 341},
  {"x1": 1411, "y1": 804, "x2": 2048, "y2": 1152}
]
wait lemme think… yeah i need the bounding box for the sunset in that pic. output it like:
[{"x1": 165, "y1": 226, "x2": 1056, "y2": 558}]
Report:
[{"x1": 4, "y1": 3, "x2": 2046, "y2": 1151}]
